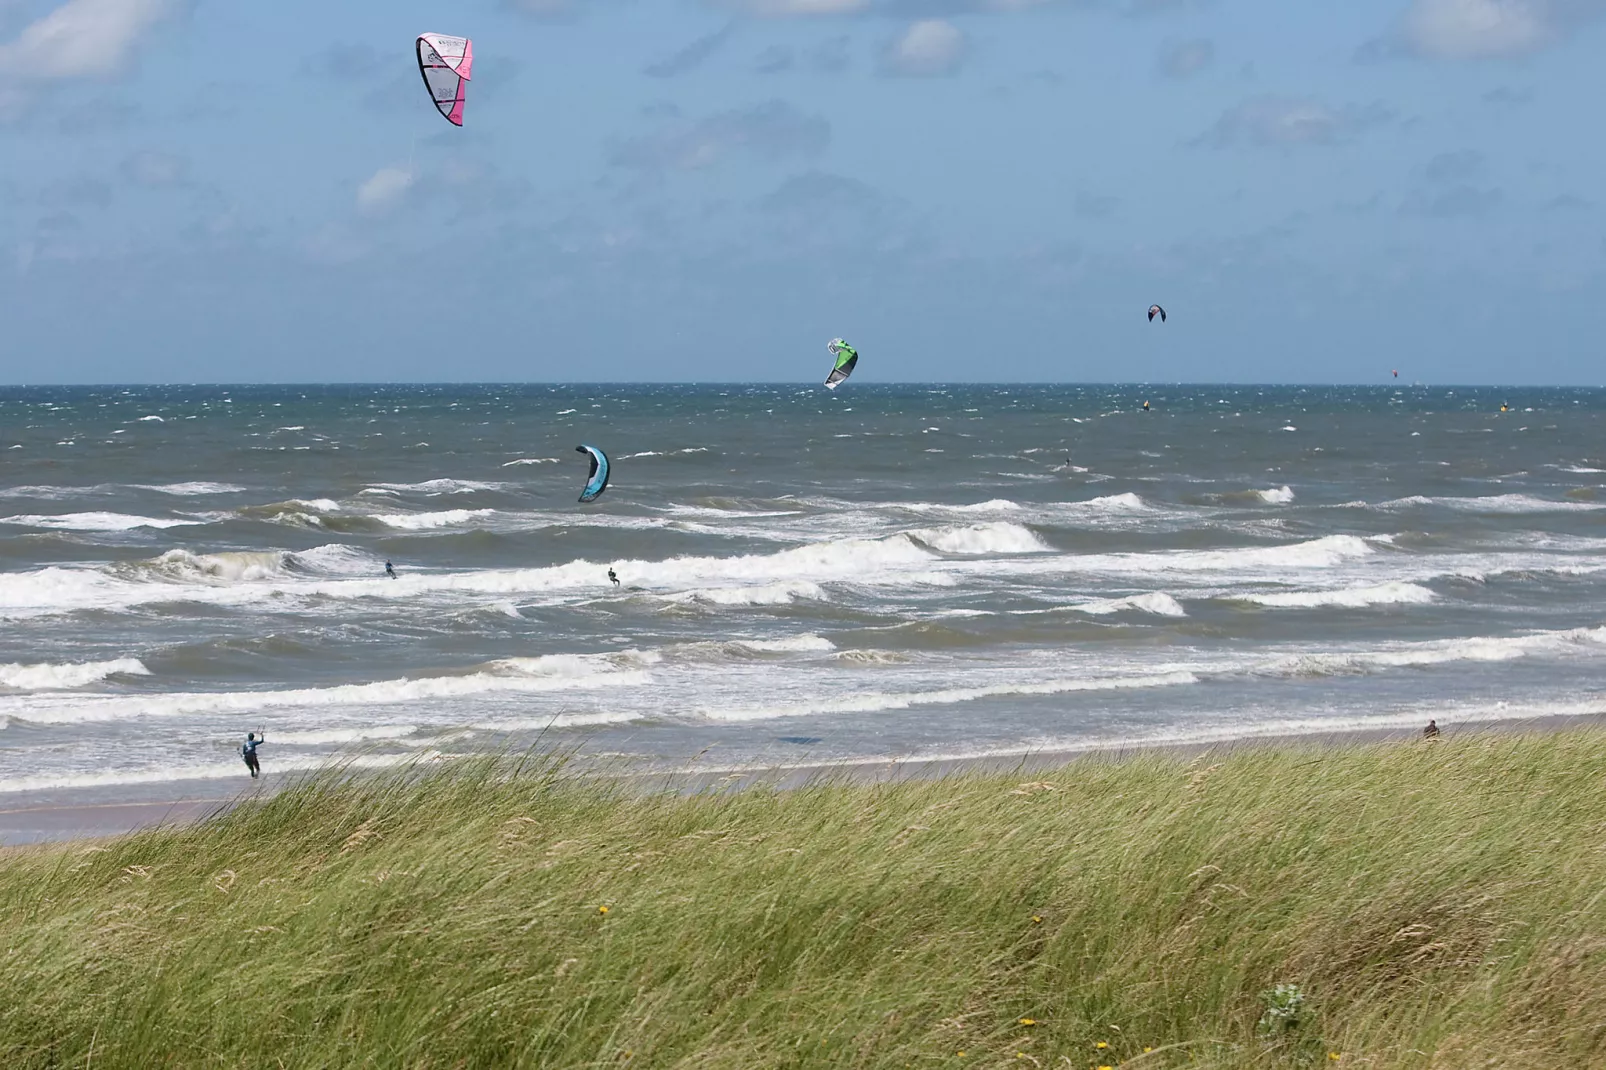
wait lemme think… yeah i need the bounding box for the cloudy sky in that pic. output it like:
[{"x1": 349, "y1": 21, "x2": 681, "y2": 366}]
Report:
[{"x1": 1, "y1": 0, "x2": 1601, "y2": 384}]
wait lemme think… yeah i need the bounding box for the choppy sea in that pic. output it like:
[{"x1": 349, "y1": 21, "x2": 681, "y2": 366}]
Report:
[{"x1": 4, "y1": 384, "x2": 1606, "y2": 809}]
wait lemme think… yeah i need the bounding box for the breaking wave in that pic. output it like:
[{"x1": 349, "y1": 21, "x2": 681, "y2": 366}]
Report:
[
  {"x1": 1240, "y1": 582, "x2": 1436, "y2": 609},
  {"x1": 0, "y1": 658, "x2": 150, "y2": 691}
]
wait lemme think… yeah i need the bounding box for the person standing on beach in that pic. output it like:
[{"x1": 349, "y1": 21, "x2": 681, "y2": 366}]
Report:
[
  {"x1": 1423, "y1": 719, "x2": 1440, "y2": 740},
  {"x1": 242, "y1": 732, "x2": 264, "y2": 777}
]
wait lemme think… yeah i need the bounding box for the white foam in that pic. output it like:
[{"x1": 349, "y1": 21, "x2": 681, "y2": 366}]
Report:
[
  {"x1": 913, "y1": 521, "x2": 1049, "y2": 555},
  {"x1": 367, "y1": 508, "x2": 495, "y2": 530},
  {"x1": 364, "y1": 479, "x2": 508, "y2": 494},
  {"x1": 1249, "y1": 626, "x2": 1606, "y2": 679},
  {"x1": 1067, "y1": 534, "x2": 1376, "y2": 577},
  {"x1": 1378, "y1": 494, "x2": 1606, "y2": 514},
  {"x1": 731, "y1": 635, "x2": 836, "y2": 653},
  {"x1": 0, "y1": 512, "x2": 197, "y2": 531},
  {"x1": 271, "y1": 725, "x2": 420, "y2": 746},
  {"x1": 698, "y1": 671, "x2": 1199, "y2": 723},
  {"x1": 1256, "y1": 486, "x2": 1295, "y2": 504},
  {"x1": 672, "y1": 581, "x2": 827, "y2": 606},
  {"x1": 134, "y1": 482, "x2": 247, "y2": 495},
  {"x1": 1, "y1": 651, "x2": 657, "y2": 726},
  {"x1": 1242, "y1": 582, "x2": 1436, "y2": 609},
  {"x1": 0, "y1": 658, "x2": 149, "y2": 690},
  {"x1": 1077, "y1": 592, "x2": 1188, "y2": 617},
  {"x1": 136, "y1": 415, "x2": 164, "y2": 422},
  {"x1": 0, "y1": 752, "x2": 436, "y2": 796},
  {"x1": 895, "y1": 499, "x2": 1023, "y2": 515},
  {"x1": 1069, "y1": 492, "x2": 1149, "y2": 514},
  {"x1": 502, "y1": 457, "x2": 558, "y2": 466}
]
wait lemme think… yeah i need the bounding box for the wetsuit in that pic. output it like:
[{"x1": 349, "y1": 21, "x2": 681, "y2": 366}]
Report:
[
  {"x1": 608, "y1": 569, "x2": 619, "y2": 587},
  {"x1": 385, "y1": 562, "x2": 397, "y2": 579},
  {"x1": 242, "y1": 735, "x2": 263, "y2": 778}
]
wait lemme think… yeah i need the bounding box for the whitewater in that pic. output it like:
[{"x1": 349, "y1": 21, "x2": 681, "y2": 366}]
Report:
[{"x1": 4, "y1": 383, "x2": 1606, "y2": 810}]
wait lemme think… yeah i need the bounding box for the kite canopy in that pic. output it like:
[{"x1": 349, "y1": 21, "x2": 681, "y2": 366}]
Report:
[
  {"x1": 1147, "y1": 304, "x2": 1167, "y2": 323},
  {"x1": 575, "y1": 444, "x2": 611, "y2": 503},
  {"x1": 824, "y1": 338, "x2": 858, "y2": 390},
  {"x1": 416, "y1": 33, "x2": 473, "y2": 126}
]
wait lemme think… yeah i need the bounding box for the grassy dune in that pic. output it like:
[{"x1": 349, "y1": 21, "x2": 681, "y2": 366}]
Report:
[{"x1": 5, "y1": 731, "x2": 1606, "y2": 1068}]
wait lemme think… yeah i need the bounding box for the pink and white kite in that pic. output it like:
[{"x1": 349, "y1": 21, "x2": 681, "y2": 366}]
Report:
[{"x1": 416, "y1": 33, "x2": 473, "y2": 127}]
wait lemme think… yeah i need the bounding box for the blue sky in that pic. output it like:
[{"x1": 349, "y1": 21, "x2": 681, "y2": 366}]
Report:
[{"x1": 0, "y1": 0, "x2": 1601, "y2": 384}]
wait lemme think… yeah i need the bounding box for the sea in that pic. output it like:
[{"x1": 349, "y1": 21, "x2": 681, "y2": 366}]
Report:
[{"x1": 4, "y1": 383, "x2": 1606, "y2": 811}]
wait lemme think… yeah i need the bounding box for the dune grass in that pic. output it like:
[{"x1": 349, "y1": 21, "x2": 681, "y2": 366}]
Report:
[{"x1": 4, "y1": 730, "x2": 1606, "y2": 1068}]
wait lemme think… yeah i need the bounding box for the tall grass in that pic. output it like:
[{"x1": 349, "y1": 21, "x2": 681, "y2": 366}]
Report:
[{"x1": 4, "y1": 730, "x2": 1606, "y2": 1068}]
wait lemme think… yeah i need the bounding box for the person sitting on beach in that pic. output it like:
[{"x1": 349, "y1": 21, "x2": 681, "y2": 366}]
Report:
[
  {"x1": 242, "y1": 732, "x2": 264, "y2": 778},
  {"x1": 385, "y1": 561, "x2": 397, "y2": 579},
  {"x1": 608, "y1": 568, "x2": 619, "y2": 587},
  {"x1": 1423, "y1": 719, "x2": 1440, "y2": 740}
]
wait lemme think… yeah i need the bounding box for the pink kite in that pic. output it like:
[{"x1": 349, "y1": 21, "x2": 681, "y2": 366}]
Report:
[{"x1": 416, "y1": 33, "x2": 473, "y2": 127}]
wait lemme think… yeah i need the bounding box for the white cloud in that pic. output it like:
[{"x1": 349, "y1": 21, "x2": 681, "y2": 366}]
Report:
[
  {"x1": 0, "y1": 0, "x2": 181, "y2": 80},
  {"x1": 1404, "y1": 0, "x2": 1552, "y2": 57},
  {"x1": 1195, "y1": 95, "x2": 1394, "y2": 149},
  {"x1": 356, "y1": 167, "x2": 415, "y2": 215},
  {"x1": 883, "y1": 19, "x2": 967, "y2": 77}
]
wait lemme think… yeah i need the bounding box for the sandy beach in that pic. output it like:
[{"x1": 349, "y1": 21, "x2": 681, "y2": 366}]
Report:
[{"x1": 8, "y1": 710, "x2": 1602, "y2": 847}]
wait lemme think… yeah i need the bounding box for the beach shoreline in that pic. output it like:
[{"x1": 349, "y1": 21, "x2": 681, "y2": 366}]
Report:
[{"x1": 6, "y1": 709, "x2": 1602, "y2": 847}]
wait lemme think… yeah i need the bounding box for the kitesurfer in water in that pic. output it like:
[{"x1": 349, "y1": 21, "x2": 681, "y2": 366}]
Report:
[
  {"x1": 242, "y1": 732, "x2": 264, "y2": 778},
  {"x1": 608, "y1": 568, "x2": 619, "y2": 587},
  {"x1": 1142, "y1": 400, "x2": 1151, "y2": 413},
  {"x1": 385, "y1": 561, "x2": 397, "y2": 579}
]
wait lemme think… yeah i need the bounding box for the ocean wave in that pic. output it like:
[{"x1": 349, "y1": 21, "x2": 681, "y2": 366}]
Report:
[
  {"x1": 366, "y1": 509, "x2": 495, "y2": 530},
  {"x1": 621, "y1": 447, "x2": 712, "y2": 459},
  {"x1": 1239, "y1": 582, "x2": 1436, "y2": 609},
  {"x1": 0, "y1": 512, "x2": 199, "y2": 531},
  {"x1": 501, "y1": 457, "x2": 559, "y2": 466},
  {"x1": 0, "y1": 752, "x2": 440, "y2": 796},
  {"x1": 696, "y1": 671, "x2": 1199, "y2": 723},
  {"x1": 911, "y1": 521, "x2": 1049, "y2": 555},
  {"x1": 1257, "y1": 486, "x2": 1295, "y2": 504},
  {"x1": 1076, "y1": 592, "x2": 1188, "y2": 617},
  {"x1": 1377, "y1": 494, "x2": 1606, "y2": 514},
  {"x1": 1068, "y1": 534, "x2": 1377, "y2": 577},
  {"x1": 362, "y1": 479, "x2": 509, "y2": 495},
  {"x1": 0, "y1": 658, "x2": 150, "y2": 691},
  {"x1": 134, "y1": 482, "x2": 247, "y2": 496},
  {"x1": 127, "y1": 545, "x2": 376, "y2": 584},
  {"x1": 1247, "y1": 626, "x2": 1606, "y2": 679},
  {"x1": 1066, "y1": 492, "x2": 1150, "y2": 514},
  {"x1": 1, "y1": 651, "x2": 657, "y2": 726},
  {"x1": 669, "y1": 581, "x2": 827, "y2": 606}
]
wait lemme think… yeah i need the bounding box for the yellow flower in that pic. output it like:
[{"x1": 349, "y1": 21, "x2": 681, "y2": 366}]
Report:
[
  {"x1": 597, "y1": 905, "x2": 610, "y2": 915},
  {"x1": 1019, "y1": 1018, "x2": 1037, "y2": 1026},
  {"x1": 1144, "y1": 1048, "x2": 1153, "y2": 1053},
  {"x1": 1329, "y1": 1055, "x2": 1342, "y2": 1062},
  {"x1": 1098, "y1": 1065, "x2": 1114, "y2": 1070},
  {"x1": 1031, "y1": 915, "x2": 1043, "y2": 924},
  {"x1": 956, "y1": 1052, "x2": 965, "y2": 1058},
  {"x1": 1095, "y1": 1041, "x2": 1109, "y2": 1049}
]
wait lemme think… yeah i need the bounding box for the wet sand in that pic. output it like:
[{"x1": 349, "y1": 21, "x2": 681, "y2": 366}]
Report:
[{"x1": 5, "y1": 711, "x2": 1603, "y2": 847}]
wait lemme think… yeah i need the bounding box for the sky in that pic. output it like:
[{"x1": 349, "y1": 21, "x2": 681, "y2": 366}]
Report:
[{"x1": 0, "y1": 0, "x2": 1602, "y2": 385}]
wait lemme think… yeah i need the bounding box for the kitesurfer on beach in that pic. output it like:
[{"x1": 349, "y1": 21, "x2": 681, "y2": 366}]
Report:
[
  {"x1": 385, "y1": 561, "x2": 397, "y2": 579},
  {"x1": 242, "y1": 732, "x2": 264, "y2": 778},
  {"x1": 608, "y1": 568, "x2": 619, "y2": 587}
]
